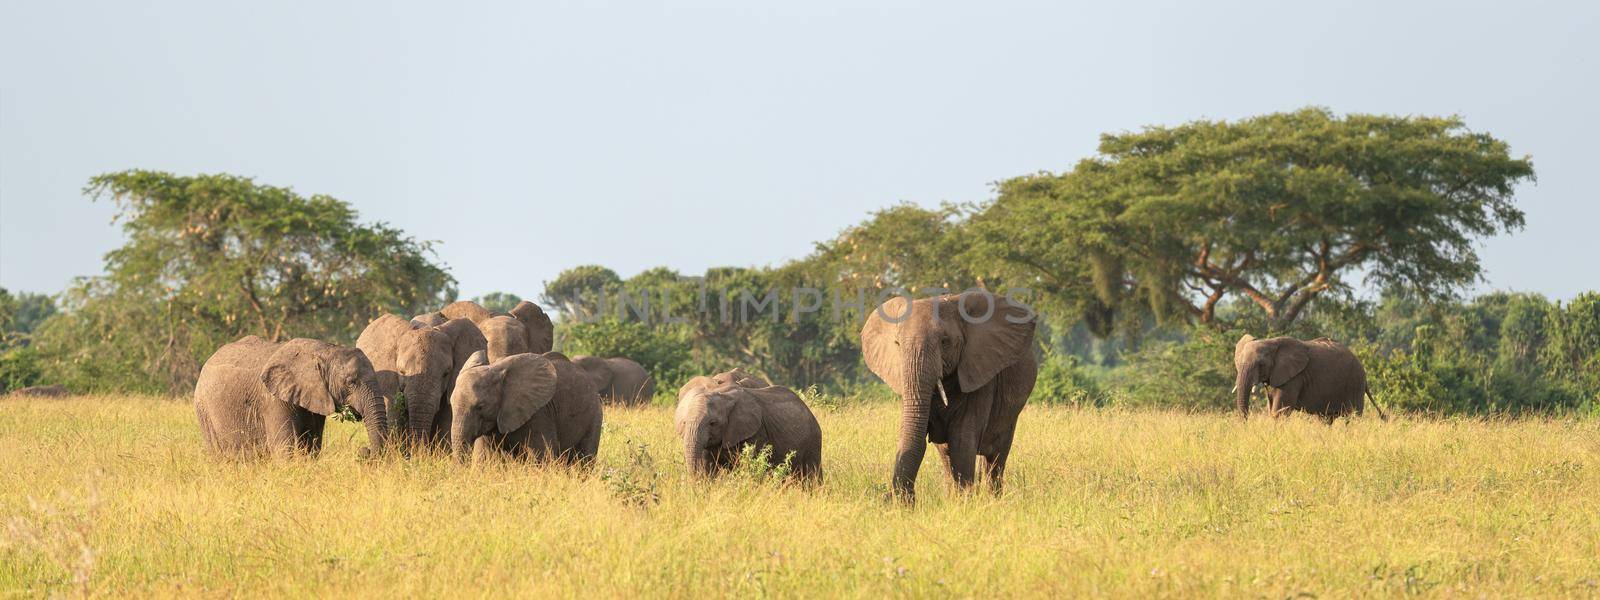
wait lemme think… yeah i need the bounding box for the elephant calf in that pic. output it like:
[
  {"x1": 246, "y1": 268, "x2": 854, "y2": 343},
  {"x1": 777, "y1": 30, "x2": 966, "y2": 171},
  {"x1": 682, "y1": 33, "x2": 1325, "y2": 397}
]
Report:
[
  {"x1": 450, "y1": 351, "x2": 602, "y2": 465},
  {"x1": 194, "y1": 336, "x2": 389, "y2": 458},
  {"x1": 572, "y1": 355, "x2": 657, "y2": 406},
  {"x1": 1233, "y1": 334, "x2": 1386, "y2": 422},
  {"x1": 675, "y1": 371, "x2": 822, "y2": 481}
]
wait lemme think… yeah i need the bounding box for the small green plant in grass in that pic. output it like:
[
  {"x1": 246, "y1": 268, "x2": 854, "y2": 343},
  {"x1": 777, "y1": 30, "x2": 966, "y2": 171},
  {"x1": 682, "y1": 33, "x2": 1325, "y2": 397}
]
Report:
[
  {"x1": 602, "y1": 440, "x2": 661, "y2": 507},
  {"x1": 389, "y1": 391, "x2": 407, "y2": 428},
  {"x1": 730, "y1": 444, "x2": 794, "y2": 482},
  {"x1": 795, "y1": 384, "x2": 841, "y2": 412}
]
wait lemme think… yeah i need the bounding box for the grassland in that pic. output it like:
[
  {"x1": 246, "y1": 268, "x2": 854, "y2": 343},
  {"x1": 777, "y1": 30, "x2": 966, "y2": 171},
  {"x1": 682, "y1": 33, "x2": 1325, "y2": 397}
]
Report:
[{"x1": 2, "y1": 396, "x2": 1598, "y2": 598}]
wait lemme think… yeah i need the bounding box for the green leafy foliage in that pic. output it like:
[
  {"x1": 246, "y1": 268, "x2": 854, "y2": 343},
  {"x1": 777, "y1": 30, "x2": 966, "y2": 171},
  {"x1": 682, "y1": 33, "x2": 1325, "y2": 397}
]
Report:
[
  {"x1": 28, "y1": 171, "x2": 455, "y2": 394},
  {"x1": 472, "y1": 292, "x2": 522, "y2": 314},
  {"x1": 970, "y1": 108, "x2": 1536, "y2": 332},
  {"x1": 729, "y1": 444, "x2": 795, "y2": 483},
  {"x1": 602, "y1": 441, "x2": 662, "y2": 507}
]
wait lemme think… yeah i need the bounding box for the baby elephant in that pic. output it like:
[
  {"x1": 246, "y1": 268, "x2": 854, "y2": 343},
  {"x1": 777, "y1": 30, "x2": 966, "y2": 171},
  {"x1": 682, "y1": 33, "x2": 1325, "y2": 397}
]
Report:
[
  {"x1": 195, "y1": 336, "x2": 389, "y2": 458},
  {"x1": 450, "y1": 350, "x2": 602, "y2": 465},
  {"x1": 674, "y1": 371, "x2": 822, "y2": 481}
]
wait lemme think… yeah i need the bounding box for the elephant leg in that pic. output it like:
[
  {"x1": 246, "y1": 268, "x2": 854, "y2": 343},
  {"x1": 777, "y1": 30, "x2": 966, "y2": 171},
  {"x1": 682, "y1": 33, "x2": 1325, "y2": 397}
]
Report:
[
  {"x1": 945, "y1": 385, "x2": 994, "y2": 490},
  {"x1": 980, "y1": 442, "x2": 1011, "y2": 494},
  {"x1": 299, "y1": 415, "x2": 325, "y2": 456},
  {"x1": 430, "y1": 403, "x2": 453, "y2": 448},
  {"x1": 262, "y1": 401, "x2": 303, "y2": 457}
]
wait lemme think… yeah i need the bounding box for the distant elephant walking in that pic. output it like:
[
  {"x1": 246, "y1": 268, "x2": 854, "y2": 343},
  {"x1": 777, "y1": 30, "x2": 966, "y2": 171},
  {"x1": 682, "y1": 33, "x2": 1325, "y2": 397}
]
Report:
[
  {"x1": 194, "y1": 336, "x2": 389, "y2": 458},
  {"x1": 356, "y1": 314, "x2": 486, "y2": 447},
  {"x1": 571, "y1": 355, "x2": 656, "y2": 406},
  {"x1": 1233, "y1": 335, "x2": 1385, "y2": 422},
  {"x1": 450, "y1": 351, "x2": 602, "y2": 465},
  {"x1": 675, "y1": 370, "x2": 822, "y2": 481},
  {"x1": 861, "y1": 291, "x2": 1037, "y2": 501}
]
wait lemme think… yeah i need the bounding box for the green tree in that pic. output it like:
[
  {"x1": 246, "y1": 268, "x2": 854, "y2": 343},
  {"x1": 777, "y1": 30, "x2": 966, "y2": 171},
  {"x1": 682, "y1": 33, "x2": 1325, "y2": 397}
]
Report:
[
  {"x1": 973, "y1": 108, "x2": 1536, "y2": 333},
  {"x1": 0, "y1": 288, "x2": 58, "y2": 347},
  {"x1": 793, "y1": 202, "x2": 976, "y2": 294},
  {"x1": 473, "y1": 291, "x2": 522, "y2": 314},
  {"x1": 31, "y1": 171, "x2": 455, "y2": 394},
  {"x1": 542, "y1": 265, "x2": 623, "y2": 321}
]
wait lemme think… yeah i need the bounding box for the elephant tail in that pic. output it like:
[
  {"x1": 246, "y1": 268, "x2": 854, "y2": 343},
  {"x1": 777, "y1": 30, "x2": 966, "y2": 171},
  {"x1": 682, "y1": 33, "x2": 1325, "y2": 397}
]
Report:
[{"x1": 1364, "y1": 387, "x2": 1389, "y2": 422}]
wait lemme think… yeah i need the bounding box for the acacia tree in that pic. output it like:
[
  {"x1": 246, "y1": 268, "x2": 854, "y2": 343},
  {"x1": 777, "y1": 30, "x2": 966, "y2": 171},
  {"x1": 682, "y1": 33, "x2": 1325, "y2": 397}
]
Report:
[
  {"x1": 972, "y1": 108, "x2": 1535, "y2": 332},
  {"x1": 34, "y1": 171, "x2": 455, "y2": 393}
]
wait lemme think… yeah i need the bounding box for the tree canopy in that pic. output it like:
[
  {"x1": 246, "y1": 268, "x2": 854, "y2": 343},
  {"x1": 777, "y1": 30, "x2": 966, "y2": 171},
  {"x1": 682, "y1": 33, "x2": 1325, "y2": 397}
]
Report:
[
  {"x1": 971, "y1": 108, "x2": 1536, "y2": 331},
  {"x1": 30, "y1": 171, "x2": 455, "y2": 393}
]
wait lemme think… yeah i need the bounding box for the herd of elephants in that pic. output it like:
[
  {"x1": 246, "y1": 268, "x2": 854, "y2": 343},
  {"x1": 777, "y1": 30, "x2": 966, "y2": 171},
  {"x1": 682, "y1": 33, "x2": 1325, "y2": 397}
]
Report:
[{"x1": 193, "y1": 290, "x2": 1382, "y2": 500}]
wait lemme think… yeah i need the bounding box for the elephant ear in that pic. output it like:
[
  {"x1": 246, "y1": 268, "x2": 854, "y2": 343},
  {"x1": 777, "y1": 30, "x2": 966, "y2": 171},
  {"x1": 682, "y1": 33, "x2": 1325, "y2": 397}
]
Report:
[
  {"x1": 1269, "y1": 339, "x2": 1310, "y2": 387},
  {"x1": 860, "y1": 296, "x2": 911, "y2": 395},
  {"x1": 955, "y1": 291, "x2": 1036, "y2": 393},
  {"x1": 510, "y1": 301, "x2": 555, "y2": 354},
  {"x1": 437, "y1": 318, "x2": 488, "y2": 369},
  {"x1": 722, "y1": 390, "x2": 763, "y2": 449},
  {"x1": 494, "y1": 353, "x2": 559, "y2": 434},
  {"x1": 461, "y1": 350, "x2": 490, "y2": 372},
  {"x1": 1234, "y1": 334, "x2": 1257, "y2": 364},
  {"x1": 261, "y1": 339, "x2": 338, "y2": 416}
]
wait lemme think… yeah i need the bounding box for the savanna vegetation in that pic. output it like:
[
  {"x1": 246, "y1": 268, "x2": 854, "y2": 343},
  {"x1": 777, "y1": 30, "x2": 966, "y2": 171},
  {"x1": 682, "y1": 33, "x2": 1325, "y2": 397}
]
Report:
[
  {"x1": 2, "y1": 109, "x2": 1594, "y2": 416},
  {"x1": 1, "y1": 108, "x2": 1597, "y2": 596},
  {"x1": 3, "y1": 397, "x2": 1597, "y2": 596}
]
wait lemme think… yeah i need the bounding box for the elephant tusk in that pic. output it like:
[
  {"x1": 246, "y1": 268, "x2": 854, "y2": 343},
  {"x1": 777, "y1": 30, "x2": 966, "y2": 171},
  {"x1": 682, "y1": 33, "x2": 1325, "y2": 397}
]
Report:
[
  {"x1": 1230, "y1": 383, "x2": 1238, "y2": 394},
  {"x1": 936, "y1": 379, "x2": 952, "y2": 408}
]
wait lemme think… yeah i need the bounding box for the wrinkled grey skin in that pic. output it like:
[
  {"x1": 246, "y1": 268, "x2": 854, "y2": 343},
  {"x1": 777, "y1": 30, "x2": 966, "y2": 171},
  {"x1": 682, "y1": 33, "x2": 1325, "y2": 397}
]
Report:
[
  {"x1": 571, "y1": 355, "x2": 656, "y2": 406},
  {"x1": 450, "y1": 351, "x2": 602, "y2": 465},
  {"x1": 675, "y1": 372, "x2": 822, "y2": 481},
  {"x1": 194, "y1": 336, "x2": 388, "y2": 458},
  {"x1": 416, "y1": 299, "x2": 554, "y2": 356},
  {"x1": 1234, "y1": 335, "x2": 1372, "y2": 423},
  {"x1": 356, "y1": 314, "x2": 487, "y2": 447},
  {"x1": 861, "y1": 291, "x2": 1037, "y2": 501},
  {"x1": 478, "y1": 315, "x2": 530, "y2": 362}
]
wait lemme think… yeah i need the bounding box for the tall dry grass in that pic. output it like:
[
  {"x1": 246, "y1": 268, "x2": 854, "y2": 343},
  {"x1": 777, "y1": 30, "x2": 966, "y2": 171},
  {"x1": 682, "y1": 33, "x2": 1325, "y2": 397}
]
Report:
[{"x1": 2, "y1": 396, "x2": 1597, "y2": 597}]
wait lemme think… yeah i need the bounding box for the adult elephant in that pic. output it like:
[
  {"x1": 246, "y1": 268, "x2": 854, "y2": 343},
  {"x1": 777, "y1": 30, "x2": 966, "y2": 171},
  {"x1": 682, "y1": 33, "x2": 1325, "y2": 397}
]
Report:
[
  {"x1": 195, "y1": 336, "x2": 389, "y2": 458},
  {"x1": 861, "y1": 291, "x2": 1037, "y2": 501},
  {"x1": 571, "y1": 355, "x2": 656, "y2": 406},
  {"x1": 675, "y1": 371, "x2": 822, "y2": 481},
  {"x1": 450, "y1": 351, "x2": 602, "y2": 465},
  {"x1": 419, "y1": 300, "x2": 554, "y2": 356},
  {"x1": 1233, "y1": 335, "x2": 1385, "y2": 422},
  {"x1": 356, "y1": 314, "x2": 487, "y2": 446}
]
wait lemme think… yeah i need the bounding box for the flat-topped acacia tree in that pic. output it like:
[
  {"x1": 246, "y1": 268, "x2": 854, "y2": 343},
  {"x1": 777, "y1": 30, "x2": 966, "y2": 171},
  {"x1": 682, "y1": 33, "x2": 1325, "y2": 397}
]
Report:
[{"x1": 968, "y1": 108, "x2": 1536, "y2": 332}]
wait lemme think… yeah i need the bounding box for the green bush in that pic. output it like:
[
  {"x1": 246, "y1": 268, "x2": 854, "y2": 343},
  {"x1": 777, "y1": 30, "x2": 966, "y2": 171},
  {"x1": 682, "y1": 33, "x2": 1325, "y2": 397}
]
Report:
[
  {"x1": 0, "y1": 346, "x2": 45, "y2": 393},
  {"x1": 1031, "y1": 351, "x2": 1111, "y2": 407}
]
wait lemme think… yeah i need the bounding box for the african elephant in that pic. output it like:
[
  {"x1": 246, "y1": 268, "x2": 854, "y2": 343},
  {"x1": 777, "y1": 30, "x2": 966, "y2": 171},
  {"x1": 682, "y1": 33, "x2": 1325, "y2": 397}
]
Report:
[
  {"x1": 675, "y1": 372, "x2": 822, "y2": 481},
  {"x1": 861, "y1": 291, "x2": 1037, "y2": 500},
  {"x1": 194, "y1": 336, "x2": 388, "y2": 458},
  {"x1": 571, "y1": 355, "x2": 656, "y2": 406},
  {"x1": 450, "y1": 351, "x2": 602, "y2": 465},
  {"x1": 418, "y1": 300, "x2": 554, "y2": 356},
  {"x1": 1233, "y1": 335, "x2": 1384, "y2": 422},
  {"x1": 356, "y1": 314, "x2": 487, "y2": 446},
  {"x1": 478, "y1": 315, "x2": 530, "y2": 362}
]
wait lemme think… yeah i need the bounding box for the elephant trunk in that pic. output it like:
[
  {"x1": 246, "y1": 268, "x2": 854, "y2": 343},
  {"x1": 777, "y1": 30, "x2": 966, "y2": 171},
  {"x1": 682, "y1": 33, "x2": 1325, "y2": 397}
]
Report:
[
  {"x1": 1235, "y1": 366, "x2": 1255, "y2": 418},
  {"x1": 354, "y1": 382, "x2": 388, "y2": 455},
  {"x1": 891, "y1": 342, "x2": 937, "y2": 501},
  {"x1": 682, "y1": 414, "x2": 712, "y2": 477},
  {"x1": 451, "y1": 419, "x2": 474, "y2": 463},
  {"x1": 401, "y1": 374, "x2": 442, "y2": 447}
]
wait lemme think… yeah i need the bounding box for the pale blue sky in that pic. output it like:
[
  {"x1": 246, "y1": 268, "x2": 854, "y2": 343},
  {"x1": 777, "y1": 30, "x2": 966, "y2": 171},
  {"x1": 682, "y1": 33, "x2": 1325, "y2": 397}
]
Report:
[{"x1": 3, "y1": 1, "x2": 1597, "y2": 304}]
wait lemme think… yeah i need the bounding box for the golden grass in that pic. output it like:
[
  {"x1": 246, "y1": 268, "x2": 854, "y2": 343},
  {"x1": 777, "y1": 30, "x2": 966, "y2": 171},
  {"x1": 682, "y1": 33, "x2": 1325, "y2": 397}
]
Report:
[{"x1": 2, "y1": 396, "x2": 1598, "y2": 598}]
